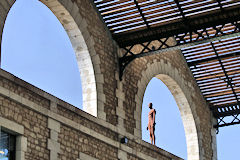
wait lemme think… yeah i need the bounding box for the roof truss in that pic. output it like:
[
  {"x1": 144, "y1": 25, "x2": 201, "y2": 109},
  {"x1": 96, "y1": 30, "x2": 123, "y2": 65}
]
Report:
[{"x1": 93, "y1": 0, "x2": 240, "y2": 130}]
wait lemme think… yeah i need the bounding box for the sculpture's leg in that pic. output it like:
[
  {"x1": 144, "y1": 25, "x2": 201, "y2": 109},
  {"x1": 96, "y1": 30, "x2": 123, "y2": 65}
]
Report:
[
  {"x1": 149, "y1": 126, "x2": 153, "y2": 144},
  {"x1": 150, "y1": 126, "x2": 155, "y2": 145},
  {"x1": 153, "y1": 126, "x2": 155, "y2": 145}
]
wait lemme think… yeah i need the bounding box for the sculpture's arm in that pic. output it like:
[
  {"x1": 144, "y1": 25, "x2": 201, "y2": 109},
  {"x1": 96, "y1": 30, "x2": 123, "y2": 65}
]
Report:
[{"x1": 153, "y1": 110, "x2": 156, "y2": 124}]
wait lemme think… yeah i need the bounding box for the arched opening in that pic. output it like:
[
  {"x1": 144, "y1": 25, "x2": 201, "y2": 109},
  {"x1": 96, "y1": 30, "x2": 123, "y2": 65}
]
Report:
[
  {"x1": 1, "y1": 0, "x2": 98, "y2": 116},
  {"x1": 141, "y1": 77, "x2": 187, "y2": 159},
  {"x1": 136, "y1": 70, "x2": 200, "y2": 159}
]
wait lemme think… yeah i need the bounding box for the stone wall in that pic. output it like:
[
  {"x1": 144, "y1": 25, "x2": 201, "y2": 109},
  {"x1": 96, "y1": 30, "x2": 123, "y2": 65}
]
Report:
[
  {"x1": 0, "y1": 69, "x2": 183, "y2": 160},
  {"x1": 118, "y1": 38, "x2": 216, "y2": 159}
]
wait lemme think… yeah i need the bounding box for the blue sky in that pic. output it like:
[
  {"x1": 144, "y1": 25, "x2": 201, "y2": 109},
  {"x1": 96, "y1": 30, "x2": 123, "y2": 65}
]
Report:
[
  {"x1": 1, "y1": 0, "x2": 240, "y2": 159},
  {"x1": 2, "y1": 0, "x2": 82, "y2": 108}
]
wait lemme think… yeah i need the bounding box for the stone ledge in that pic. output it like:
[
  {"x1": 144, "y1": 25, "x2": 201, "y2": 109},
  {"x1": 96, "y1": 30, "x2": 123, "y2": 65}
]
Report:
[
  {"x1": 0, "y1": 116, "x2": 24, "y2": 135},
  {"x1": 134, "y1": 139, "x2": 183, "y2": 160},
  {"x1": 0, "y1": 69, "x2": 116, "y2": 132}
]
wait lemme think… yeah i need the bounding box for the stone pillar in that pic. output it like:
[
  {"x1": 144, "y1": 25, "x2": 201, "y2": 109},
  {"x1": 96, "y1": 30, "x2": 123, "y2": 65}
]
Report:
[
  {"x1": 16, "y1": 136, "x2": 27, "y2": 160},
  {"x1": 211, "y1": 118, "x2": 218, "y2": 160},
  {"x1": 118, "y1": 149, "x2": 127, "y2": 160},
  {"x1": 48, "y1": 118, "x2": 60, "y2": 160},
  {"x1": 78, "y1": 152, "x2": 99, "y2": 160},
  {"x1": 116, "y1": 77, "x2": 126, "y2": 135}
]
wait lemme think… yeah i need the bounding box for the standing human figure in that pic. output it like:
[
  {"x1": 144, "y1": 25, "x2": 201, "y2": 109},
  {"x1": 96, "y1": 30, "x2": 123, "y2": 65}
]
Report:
[{"x1": 147, "y1": 103, "x2": 156, "y2": 145}]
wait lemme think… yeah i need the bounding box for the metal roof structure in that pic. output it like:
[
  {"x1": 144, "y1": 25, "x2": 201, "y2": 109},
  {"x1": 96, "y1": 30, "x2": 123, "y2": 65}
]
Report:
[{"x1": 93, "y1": 0, "x2": 240, "y2": 130}]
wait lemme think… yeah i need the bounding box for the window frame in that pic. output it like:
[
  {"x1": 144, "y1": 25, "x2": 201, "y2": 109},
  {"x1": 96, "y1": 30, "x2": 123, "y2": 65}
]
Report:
[{"x1": 0, "y1": 117, "x2": 27, "y2": 160}]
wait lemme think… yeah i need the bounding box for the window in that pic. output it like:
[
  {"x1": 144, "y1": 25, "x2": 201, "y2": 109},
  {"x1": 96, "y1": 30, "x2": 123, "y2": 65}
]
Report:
[{"x1": 0, "y1": 130, "x2": 16, "y2": 160}]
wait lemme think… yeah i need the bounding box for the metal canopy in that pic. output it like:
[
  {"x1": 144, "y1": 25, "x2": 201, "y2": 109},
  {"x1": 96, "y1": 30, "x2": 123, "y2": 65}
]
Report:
[
  {"x1": 95, "y1": 0, "x2": 240, "y2": 38},
  {"x1": 185, "y1": 37, "x2": 240, "y2": 129},
  {"x1": 93, "y1": 0, "x2": 240, "y2": 129}
]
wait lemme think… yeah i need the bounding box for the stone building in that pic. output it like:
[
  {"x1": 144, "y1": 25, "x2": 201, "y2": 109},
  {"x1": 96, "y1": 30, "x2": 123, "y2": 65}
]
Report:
[{"x1": 1, "y1": 0, "x2": 240, "y2": 160}]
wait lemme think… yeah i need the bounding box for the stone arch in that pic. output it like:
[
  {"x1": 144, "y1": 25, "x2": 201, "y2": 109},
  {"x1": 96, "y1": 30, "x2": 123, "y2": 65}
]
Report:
[
  {"x1": 134, "y1": 59, "x2": 204, "y2": 160},
  {"x1": 0, "y1": 0, "x2": 105, "y2": 118}
]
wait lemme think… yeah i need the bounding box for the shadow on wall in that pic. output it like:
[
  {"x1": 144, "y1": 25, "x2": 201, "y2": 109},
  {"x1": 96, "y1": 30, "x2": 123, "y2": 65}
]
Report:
[
  {"x1": 141, "y1": 77, "x2": 187, "y2": 159},
  {"x1": 1, "y1": 0, "x2": 84, "y2": 109}
]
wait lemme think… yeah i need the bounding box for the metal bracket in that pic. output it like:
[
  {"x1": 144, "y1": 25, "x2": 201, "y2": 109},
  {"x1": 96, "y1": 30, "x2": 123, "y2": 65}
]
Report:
[{"x1": 119, "y1": 54, "x2": 136, "y2": 80}]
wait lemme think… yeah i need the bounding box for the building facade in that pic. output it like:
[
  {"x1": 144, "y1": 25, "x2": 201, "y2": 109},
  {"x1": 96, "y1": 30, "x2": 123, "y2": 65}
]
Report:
[{"x1": 0, "y1": 0, "x2": 216, "y2": 159}]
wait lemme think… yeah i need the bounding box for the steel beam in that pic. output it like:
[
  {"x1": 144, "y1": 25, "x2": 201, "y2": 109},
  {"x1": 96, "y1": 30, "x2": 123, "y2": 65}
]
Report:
[
  {"x1": 211, "y1": 103, "x2": 240, "y2": 129},
  {"x1": 211, "y1": 103, "x2": 240, "y2": 118},
  {"x1": 137, "y1": 32, "x2": 240, "y2": 58},
  {"x1": 118, "y1": 31, "x2": 240, "y2": 80},
  {"x1": 133, "y1": 0, "x2": 149, "y2": 29},
  {"x1": 114, "y1": 6, "x2": 240, "y2": 47},
  {"x1": 215, "y1": 121, "x2": 240, "y2": 128}
]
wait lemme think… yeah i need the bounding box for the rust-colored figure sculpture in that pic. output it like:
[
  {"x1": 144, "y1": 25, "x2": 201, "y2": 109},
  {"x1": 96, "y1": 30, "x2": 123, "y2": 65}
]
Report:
[{"x1": 147, "y1": 103, "x2": 156, "y2": 145}]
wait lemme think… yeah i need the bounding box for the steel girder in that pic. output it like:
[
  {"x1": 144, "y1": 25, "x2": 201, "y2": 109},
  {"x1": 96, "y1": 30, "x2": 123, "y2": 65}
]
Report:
[
  {"x1": 116, "y1": 6, "x2": 240, "y2": 129},
  {"x1": 117, "y1": 7, "x2": 240, "y2": 80}
]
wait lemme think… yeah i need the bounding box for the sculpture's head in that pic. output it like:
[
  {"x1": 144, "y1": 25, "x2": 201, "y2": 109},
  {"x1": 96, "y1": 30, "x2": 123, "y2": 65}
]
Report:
[{"x1": 148, "y1": 103, "x2": 152, "y2": 109}]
